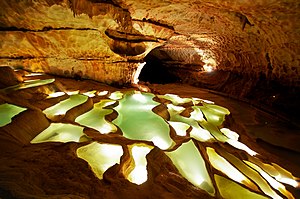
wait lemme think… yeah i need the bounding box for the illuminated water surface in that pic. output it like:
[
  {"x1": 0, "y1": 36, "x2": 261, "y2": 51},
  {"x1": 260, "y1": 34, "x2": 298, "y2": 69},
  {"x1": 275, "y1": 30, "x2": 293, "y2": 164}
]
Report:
[
  {"x1": 166, "y1": 140, "x2": 215, "y2": 195},
  {"x1": 31, "y1": 123, "x2": 87, "y2": 143},
  {"x1": 77, "y1": 142, "x2": 123, "y2": 179},
  {"x1": 27, "y1": 86, "x2": 299, "y2": 198},
  {"x1": 113, "y1": 91, "x2": 174, "y2": 150},
  {"x1": 43, "y1": 94, "x2": 88, "y2": 119},
  {"x1": 0, "y1": 103, "x2": 27, "y2": 127},
  {"x1": 75, "y1": 99, "x2": 117, "y2": 134}
]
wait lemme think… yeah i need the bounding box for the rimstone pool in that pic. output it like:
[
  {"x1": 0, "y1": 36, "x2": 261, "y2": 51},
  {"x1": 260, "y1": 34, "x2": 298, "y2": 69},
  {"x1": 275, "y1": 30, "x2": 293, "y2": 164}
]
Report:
[{"x1": 0, "y1": 71, "x2": 299, "y2": 199}]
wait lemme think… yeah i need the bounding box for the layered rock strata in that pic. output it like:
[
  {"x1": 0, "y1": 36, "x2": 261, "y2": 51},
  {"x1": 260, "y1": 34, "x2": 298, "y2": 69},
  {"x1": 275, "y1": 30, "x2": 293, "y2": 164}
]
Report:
[{"x1": 0, "y1": 0, "x2": 173, "y2": 84}]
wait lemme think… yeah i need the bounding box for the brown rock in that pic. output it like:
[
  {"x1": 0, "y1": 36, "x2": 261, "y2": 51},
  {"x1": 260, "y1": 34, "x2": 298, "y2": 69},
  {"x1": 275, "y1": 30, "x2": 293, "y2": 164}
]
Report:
[{"x1": 0, "y1": 66, "x2": 22, "y2": 89}]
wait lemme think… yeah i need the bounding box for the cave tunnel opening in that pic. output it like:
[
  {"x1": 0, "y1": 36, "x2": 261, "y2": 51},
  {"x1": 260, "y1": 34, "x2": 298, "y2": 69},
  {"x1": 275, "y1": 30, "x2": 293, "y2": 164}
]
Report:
[{"x1": 138, "y1": 48, "x2": 179, "y2": 84}]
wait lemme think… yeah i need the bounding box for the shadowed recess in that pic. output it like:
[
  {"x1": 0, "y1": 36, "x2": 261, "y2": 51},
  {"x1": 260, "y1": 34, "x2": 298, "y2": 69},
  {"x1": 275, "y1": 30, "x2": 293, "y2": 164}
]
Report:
[{"x1": 139, "y1": 53, "x2": 179, "y2": 84}]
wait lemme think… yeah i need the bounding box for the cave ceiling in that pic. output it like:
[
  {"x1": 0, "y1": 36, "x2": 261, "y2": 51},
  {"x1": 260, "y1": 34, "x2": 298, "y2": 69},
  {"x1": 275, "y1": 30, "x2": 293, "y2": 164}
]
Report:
[{"x1": 0, "y1": 0, "x2": 299, "y2": 86}]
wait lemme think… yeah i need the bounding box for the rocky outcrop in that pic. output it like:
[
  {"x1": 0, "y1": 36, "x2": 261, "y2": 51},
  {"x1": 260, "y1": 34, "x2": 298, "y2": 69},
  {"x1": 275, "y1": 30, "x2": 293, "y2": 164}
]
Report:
[{"x1": 0, "y1": 66, "x2": 23, "y2": 88}]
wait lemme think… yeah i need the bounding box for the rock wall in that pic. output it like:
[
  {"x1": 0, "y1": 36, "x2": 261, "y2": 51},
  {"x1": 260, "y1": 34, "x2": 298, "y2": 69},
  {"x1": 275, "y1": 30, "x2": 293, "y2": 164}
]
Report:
[
  {"x1": 121, "y1": 0, "x2": 300, "y2": 85},
  {"x1": 0, "y1": 0, "x2": 173, "y2": 84},
  {"x1": 0, "y1": 0, "x2": 299, "y2": 87}
]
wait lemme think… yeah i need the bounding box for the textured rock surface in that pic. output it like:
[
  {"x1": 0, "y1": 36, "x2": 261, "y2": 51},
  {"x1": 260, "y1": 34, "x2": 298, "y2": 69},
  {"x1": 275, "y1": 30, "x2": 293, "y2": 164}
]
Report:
[
  {"x1": 1, "y1": 0, "x2": 299, "y2": 84},
  {"x1": 0, "y1": 0, "x2": 299, "y2": 136},
  {"x1": 120, "y1": 0, "x2": 299, "y2": 80},
  {"x1": 0, "y1": 70, "x2": 299, "y2": 198},
  {"x1": 0, "y1": 0, "x2": 171, "y2": 84}
]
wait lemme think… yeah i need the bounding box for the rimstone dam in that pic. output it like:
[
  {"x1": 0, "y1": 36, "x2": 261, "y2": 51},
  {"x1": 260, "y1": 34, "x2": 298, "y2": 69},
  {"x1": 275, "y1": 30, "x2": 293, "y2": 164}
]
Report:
[{"x1": 0, "y1": 0, "x2": 299, "y2": 198}]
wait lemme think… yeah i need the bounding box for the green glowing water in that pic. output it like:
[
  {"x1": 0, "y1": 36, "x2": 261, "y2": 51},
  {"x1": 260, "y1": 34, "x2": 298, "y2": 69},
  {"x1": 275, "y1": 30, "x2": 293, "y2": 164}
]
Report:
[
  {"x1": 77, "y1": 142, "x2": 123, "y2": 179},
  {"x1": 0, "y1": 103, "x2": 27, "y2": 127},
  {"x1": 43, "y1": 94, "x2": 88, "y2": 119},
  {"x1": 215, "y1": 175, "x2": 267, "y2": 199},
  {"x1": 113, "y1": 91, "x2": 174, "y2": 150},
  {"x1": 166, "y1": 140, "x2": 215, "y2": 195},
  {"x1": 218, "y1": 150, "x2": 281, "y2": 198},
  {"x1": 75, "y1": 99, "x2": 117, "y2": 134},
  {"x1": 26, "y1": 85, "x2": 298, "y2": 198},
  {"x1": 31, "y1": 123, "x2": 87, "y2": 143},
  {"x1": 167, "y1": 104, "x2": 215, "y2": 142},
  {"x1": 157, "y1": 93, "x2": 192, "y2": 105},
  {"x1": 1, "y1": 79, "x2": 55, "y2": 92},
  {"x1": 0, "y1": 69, "x2": 296, "y2": 198}
]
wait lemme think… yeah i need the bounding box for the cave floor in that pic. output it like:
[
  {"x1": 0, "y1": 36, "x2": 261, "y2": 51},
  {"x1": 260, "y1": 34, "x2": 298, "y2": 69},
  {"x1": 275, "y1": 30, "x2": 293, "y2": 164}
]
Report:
[
  {"x1": 0, "y1": 72, "x2": 299, "y2": 198},
  {"x1": 149, "y1": 83, "x2": 300, "y2": 174}
]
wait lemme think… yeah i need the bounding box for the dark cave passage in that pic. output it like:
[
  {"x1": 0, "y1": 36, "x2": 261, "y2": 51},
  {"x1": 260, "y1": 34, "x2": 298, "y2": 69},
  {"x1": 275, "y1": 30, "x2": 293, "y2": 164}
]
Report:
[{"x1": 139, "y1": 53, "x2": 179, "y2": 84}]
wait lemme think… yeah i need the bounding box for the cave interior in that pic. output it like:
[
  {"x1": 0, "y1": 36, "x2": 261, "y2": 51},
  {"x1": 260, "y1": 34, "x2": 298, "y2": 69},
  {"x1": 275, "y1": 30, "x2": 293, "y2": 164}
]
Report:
[{"x1": 0, "y1": 0, "x2": 300, "y2": 198}]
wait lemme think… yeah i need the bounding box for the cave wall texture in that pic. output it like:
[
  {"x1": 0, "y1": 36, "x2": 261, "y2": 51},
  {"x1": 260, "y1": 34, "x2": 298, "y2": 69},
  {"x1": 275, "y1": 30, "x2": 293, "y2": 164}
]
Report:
[
  {"x1": 0, "y1": 0, "x2": 173, "y2": 85},
  {"x1": 0, "y1": 0, "x2": 299, "y2": 117}
]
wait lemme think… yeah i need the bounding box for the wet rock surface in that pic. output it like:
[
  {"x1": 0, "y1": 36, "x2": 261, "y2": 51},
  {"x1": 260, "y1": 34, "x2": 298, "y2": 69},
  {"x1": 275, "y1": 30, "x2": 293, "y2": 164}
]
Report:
[{"x1": 0, "y1": 70, "x2": 299, "y2": 198}]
